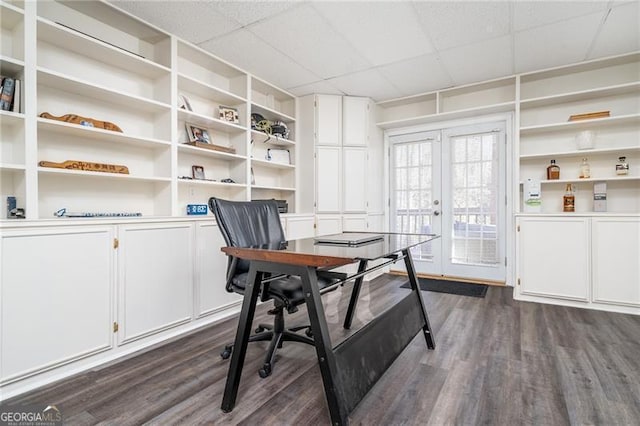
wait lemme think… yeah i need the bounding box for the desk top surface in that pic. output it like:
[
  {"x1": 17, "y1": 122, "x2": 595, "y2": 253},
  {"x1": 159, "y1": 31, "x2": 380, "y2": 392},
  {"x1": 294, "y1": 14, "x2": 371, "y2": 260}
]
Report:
[{"x1": 221, "y1": 232, "x2": 439, "y2": 268}]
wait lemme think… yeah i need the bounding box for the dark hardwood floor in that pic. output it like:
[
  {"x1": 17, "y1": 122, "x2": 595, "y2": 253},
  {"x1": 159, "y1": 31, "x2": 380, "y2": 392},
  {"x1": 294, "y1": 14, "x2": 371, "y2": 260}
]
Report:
[{"x1": 6, "y1": 274, "x2": 640, "y2": 425}]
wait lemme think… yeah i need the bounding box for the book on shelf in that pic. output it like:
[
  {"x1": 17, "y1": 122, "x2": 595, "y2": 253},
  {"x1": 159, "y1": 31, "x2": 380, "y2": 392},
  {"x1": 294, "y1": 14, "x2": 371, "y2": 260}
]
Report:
[
  {"x1": 0, "y1": 77, "x2": 14, "y2": 111},
  {"x1": 0, "y1": 76, "x2": 20, "y2": 112},
  {"x1": 11, "y1": 79, "x2": 20, "y2": 113}
]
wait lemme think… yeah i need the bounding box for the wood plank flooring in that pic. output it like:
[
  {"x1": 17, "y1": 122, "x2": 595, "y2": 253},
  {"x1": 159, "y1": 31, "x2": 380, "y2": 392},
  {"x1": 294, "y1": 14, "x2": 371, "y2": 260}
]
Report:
[{"x1": 5, "y1": 274, "x2": 640, "y2": 425}]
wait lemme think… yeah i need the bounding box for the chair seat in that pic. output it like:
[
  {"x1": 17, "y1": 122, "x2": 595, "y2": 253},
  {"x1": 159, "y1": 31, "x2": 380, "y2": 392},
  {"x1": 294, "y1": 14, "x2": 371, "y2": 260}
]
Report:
[{"x1": 231, "y1": 272, "x2": 335, "y2": 304}]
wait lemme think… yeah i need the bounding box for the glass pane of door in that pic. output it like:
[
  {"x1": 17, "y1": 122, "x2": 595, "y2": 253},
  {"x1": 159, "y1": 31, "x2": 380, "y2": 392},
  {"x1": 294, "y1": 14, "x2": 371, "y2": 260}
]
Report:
[
  {"x1": 450, "y1": 133, "x2": 500, "y2": 265},
  {"x1": 390, "y1": 131, "x2": 442, "y2": 274}
]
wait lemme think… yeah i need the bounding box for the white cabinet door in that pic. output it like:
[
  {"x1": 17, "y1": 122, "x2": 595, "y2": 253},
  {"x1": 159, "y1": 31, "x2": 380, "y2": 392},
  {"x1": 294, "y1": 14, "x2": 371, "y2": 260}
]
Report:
[
  {"x1": 1, "y1": 227, "x2": 113, "y2": 382},
  {"x1": 343, "y1": 214, "x2": 368, "y2": 232},
  {"x1": 592, "y1": 217, "x2": 640, "y2": 307},
  {"x1": 367, "y1": 213, "x2": 385, "y2": 232},
  {"x1": 195, "y1": 222, "x2": 241, "y2": 318},
  {"x1": 518, "y1": 217, "x2": 590, "y2": 301},
  {"x1": 285, "y1": 215, "x2": 315, "y2": 240},
  {"x1": 343, "y1": 147, "x2": 367, "y2": 213},
  {"x1": 342, "y1": 96, "x2": 368, "y2": 146},
  {"x1": 316, "y1": 94, "x2": 342, "y2": 146},
  {"x1": 316, "y1": 146, "x2": 342, "y2": 213},
  {"x1": 316, "y1": 214, "x2": 343, "y2": 236},
  {"x1": 118, "y1": 223, "x2": 194, "y2": 344}
]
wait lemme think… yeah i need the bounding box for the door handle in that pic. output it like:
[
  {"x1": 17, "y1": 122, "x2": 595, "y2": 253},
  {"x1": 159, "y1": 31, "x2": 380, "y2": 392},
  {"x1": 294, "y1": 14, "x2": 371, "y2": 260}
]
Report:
[{"x1": 433, "y1": 210, "x2": 440, "y2": 216}]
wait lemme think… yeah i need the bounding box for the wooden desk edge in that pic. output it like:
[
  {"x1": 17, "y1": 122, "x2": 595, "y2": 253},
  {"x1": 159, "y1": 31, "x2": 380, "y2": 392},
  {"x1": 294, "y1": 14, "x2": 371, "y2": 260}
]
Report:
[{"x1": 221, "y1": 247, "x2": 356, "y2": 268}]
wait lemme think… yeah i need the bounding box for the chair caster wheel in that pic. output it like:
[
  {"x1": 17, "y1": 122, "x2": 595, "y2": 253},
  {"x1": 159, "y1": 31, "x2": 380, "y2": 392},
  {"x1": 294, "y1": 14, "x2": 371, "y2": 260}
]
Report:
[
  {"x1": 220, "y1": 346, "x2": 232, "y2": 360},
  {"x1": 259, "y1": 364, "x2": 272, "y2": 378},
  {"x1": 305, "y1": 328, "x2": 313, "y2": 338},
  {"x1": 255, "y1": 326, "x2": 265, "y2": 333}
]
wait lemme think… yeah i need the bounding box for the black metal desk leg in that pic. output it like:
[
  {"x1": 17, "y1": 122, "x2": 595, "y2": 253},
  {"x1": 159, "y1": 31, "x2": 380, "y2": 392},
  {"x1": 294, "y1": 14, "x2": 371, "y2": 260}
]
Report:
[
  {"x1": 221, "y1": 265, "x2": 263, "y2": 412},
  {"x1": 403, "y1": 249, "x2": 436, "y2": 349},
  {"x1": 300, "y1": 265, "x2": 348, "y2": 426},
  {"x1": 343, "y1": 259, "x2": 368, "y2": 329}
]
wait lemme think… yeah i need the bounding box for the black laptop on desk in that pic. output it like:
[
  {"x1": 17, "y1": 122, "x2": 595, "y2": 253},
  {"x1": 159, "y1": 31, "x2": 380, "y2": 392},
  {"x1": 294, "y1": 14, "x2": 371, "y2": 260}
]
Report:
[{"x1": 314, "y1": 233, "x2": 384, "y2": 246}]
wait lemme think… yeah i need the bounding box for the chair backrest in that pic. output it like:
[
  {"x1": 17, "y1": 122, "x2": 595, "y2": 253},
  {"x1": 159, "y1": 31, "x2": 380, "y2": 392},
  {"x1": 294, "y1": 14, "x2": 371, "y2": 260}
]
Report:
[{"x1": 209, "y1": 198, "x2": 286, "y2": 278}]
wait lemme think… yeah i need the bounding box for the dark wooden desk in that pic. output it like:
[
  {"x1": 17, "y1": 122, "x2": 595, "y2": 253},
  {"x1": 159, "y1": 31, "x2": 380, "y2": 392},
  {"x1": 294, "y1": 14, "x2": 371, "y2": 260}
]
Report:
[{"x1": 220, "y1": 232, "x2": 438, "y2": 425}]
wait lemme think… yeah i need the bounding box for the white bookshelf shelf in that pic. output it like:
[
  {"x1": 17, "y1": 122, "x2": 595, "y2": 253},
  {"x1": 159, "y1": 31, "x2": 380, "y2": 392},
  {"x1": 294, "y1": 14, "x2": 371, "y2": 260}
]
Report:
[
  {"x1": 250, "y1": 129, "x2": 295, "y2": 146},
  {"x1": 38, "y1": 167, "x2": 171, "y2": 183},
  {"x1": 177, "y1": 73, "x2": 246, "y2": 106},
  {"x1": 178, "y1": 109, "x2": 246, "y2": 134},
  {"x1": 520, "y1": 113, "x2": 640, "y2": 135},
  {"x1": 251, "y1": 184, "x2": 295, "y2": 192},
  {"x1": 0, "y1": 163, "x2": 26, "y2": 171},
  {"x1": 520, "y1": 145, "x2": 640, "y2": 160},
  {"x1": 38, "y1": 118, "x2": 171, "y2": 149},
  {"x1": 0, "y1": 55, "x2": 24, "y2": 75},
  {"x1": 251, "y1": 102, "x2": 295, "y2": 123},
  {"x1": 37, "y1": 18, "x2": 171, "y2": 78},
  {"x1": 178, "y1": 143, "x2": 246, "y2": 161},
  {"x1": 520, "y1": 81, "x2": 640, "y2": 109},
  {"x1": 520, "y1": 176, "x2": 640, "y2": 185},
  {"x1": 251, "y1": 159, "x2": 295, "y2": 170},
  {"x1": 37, "y1": 67, "x2": 171, "y2": 113}
]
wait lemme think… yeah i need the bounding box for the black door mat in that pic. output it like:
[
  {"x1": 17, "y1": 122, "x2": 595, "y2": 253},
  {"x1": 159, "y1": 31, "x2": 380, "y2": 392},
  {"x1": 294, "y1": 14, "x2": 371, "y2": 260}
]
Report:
[{"x1": 400, "y1": 278, "x2": 488, "y2": 298}]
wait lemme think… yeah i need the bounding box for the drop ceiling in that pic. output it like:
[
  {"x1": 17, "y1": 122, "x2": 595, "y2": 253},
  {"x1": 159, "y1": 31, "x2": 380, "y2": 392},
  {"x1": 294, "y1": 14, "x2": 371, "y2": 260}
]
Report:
[{"x1": 109, "y1": 1, "x2": 640, "y2": 102}]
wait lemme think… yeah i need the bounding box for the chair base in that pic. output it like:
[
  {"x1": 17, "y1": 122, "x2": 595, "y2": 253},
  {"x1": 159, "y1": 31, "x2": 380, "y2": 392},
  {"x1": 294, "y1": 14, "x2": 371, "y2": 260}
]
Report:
[{"x1": 221, "y1": 322, "x2": 314, "y2": 378}]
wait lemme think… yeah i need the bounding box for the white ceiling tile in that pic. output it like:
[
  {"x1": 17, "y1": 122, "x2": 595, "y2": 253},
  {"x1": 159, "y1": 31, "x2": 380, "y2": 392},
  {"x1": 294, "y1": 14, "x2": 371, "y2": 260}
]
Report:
[
  {"x1": 514, "y1": 12, "x2": 605, "y2": 73},
  {"x1": 377, "y1": 53, "x2": 452, "y2": 97},
  {"x1": 207, "y1": 1, "x2": 301, "y2": 26},
  {"x1": 199, "y1": 30, "x2": 321, "y2": 89},
  {"x1": 326, "y1": 69, "x2": 403, "y2": 102},
  {"x1": 589, "y1": 2, "x2": 640, "y2": 58},
  {"x1": 287, "y1": 80, "x2": 344, "y2": 97},
  {"x1": 440, "y1": 36, "x2": 513, "y2": 86},
  {"x1": 312, "y1": 2, "x2": 434, "y2": 67},
  {"x1": 248, "y1": 4, "x2": 371, "y2": 79},
  {"x1": 413, "y1": 2, "x2": 510, "y2": 51},
  {"x1": 110, "y1": 1, "x2": 240, "y2": 43},
  {"x1": 514, "y1": 1, "x2": 609, "y2": 31}
]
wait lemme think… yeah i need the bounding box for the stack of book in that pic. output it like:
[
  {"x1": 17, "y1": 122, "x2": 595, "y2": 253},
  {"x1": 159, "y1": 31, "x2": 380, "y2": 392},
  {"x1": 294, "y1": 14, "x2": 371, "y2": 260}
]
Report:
[{"x1": 0, "y1": 76, "x2": 21, "y2": 113}]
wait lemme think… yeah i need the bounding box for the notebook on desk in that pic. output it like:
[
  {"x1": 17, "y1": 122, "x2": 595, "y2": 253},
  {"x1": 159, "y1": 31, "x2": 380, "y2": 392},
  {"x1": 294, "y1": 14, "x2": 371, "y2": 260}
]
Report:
[{"x1": 314, "y1": 233, "x2": 384, "y2": 246}]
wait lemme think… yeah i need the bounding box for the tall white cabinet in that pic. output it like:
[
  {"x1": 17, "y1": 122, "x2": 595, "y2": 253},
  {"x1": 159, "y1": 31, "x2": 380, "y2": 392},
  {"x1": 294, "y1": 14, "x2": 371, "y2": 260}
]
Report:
[{"x1": 299, "y1": 94, "x2": 385, "y2": 234}]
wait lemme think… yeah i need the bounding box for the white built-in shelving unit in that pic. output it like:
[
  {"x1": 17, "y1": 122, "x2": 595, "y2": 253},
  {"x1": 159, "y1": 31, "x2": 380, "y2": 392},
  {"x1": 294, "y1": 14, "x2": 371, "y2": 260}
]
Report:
[{"x1": 0, "y1": 0, "x2": 298, "y2": 221}]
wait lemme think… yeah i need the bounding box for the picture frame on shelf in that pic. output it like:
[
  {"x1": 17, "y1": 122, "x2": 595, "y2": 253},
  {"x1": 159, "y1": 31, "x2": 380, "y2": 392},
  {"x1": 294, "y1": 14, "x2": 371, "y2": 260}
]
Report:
[
  {"x1": 178, "y1": 94, "x2": 192, "y2": 111},
  {"x1": 192, "y1": 165, "x2": 205, "y2": 180},
  {"x1": 186, "y1": 123, "x2": 211, "y2": 143},
  {"x1": 219, "y1": 106, "x2": 239, "y2": 123}
]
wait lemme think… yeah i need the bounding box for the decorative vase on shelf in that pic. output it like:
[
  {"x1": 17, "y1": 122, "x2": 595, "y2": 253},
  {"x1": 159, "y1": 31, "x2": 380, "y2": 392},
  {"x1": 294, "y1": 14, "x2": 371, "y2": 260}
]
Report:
[{"x1": 575, "y1": 130, "x2": 596, "y2": 150}]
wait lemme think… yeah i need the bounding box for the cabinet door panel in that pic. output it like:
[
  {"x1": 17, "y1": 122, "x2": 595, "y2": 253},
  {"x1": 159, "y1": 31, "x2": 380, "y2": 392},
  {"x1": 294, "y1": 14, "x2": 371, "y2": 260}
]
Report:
[
  {"x1": 1, "y1": 228, "x2": 113, "y2": 381},
  {"x1": 592, "y1": 218, "x2": 640, "y2": 307},
  {"x1": 343, "y1": 214, "x2": 368, "y2": 232},
  {"x1": 518, "y1": 217, "x2": 589, "y2": 301},
  {"x1": 286, "y1": 216, "x2": 315, "y2": 240},
  {"x1": 196, "y1": 222, "x2": 241, "y2": 318},
  {"x1": 316, "y1": 146, "x2": 342, "y2": 213},
  {"x1": 343, "y1": 147, "x2": 367, "y2": 213},
  {"x1": 342, "y1": 96, "x2": 368, "y2": 146},
  {"x1": 118, "y1": 224, "x2": 193, "y2": 344},
  {"x1": 316, "y1": 94, "x2": 342, "y2": 146},
  {"x1": 316, "y1": 215, "x2": 342, "y2": 236}
]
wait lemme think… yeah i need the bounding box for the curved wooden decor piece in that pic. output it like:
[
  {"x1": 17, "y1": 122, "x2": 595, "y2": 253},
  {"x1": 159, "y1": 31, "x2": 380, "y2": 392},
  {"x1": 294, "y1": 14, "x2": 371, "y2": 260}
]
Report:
[
  {"x1": 39, "y1": 112, "x2": 123, "y2": 132},
  {"x1": 39, "y1": 160, "x2": 129, "y2": 174}
]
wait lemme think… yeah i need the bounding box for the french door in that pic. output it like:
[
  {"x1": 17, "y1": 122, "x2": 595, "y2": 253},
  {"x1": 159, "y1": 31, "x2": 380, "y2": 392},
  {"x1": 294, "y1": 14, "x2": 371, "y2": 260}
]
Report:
[{"x1": 390, "y1": 121, "x2": 506, "y2": 282}]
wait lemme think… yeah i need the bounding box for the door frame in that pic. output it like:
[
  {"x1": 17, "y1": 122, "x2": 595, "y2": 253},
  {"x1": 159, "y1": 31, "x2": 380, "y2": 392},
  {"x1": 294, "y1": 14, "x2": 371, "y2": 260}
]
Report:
[{"x1": 384, "y1": 113, "x2": 515, "y2": 285}]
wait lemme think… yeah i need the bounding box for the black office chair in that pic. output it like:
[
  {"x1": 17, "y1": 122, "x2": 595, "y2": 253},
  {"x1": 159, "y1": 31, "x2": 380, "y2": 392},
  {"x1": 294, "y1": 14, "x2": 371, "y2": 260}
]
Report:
[{"x1": 209, "y1": 197, "x2": 337, "y2": 378}]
